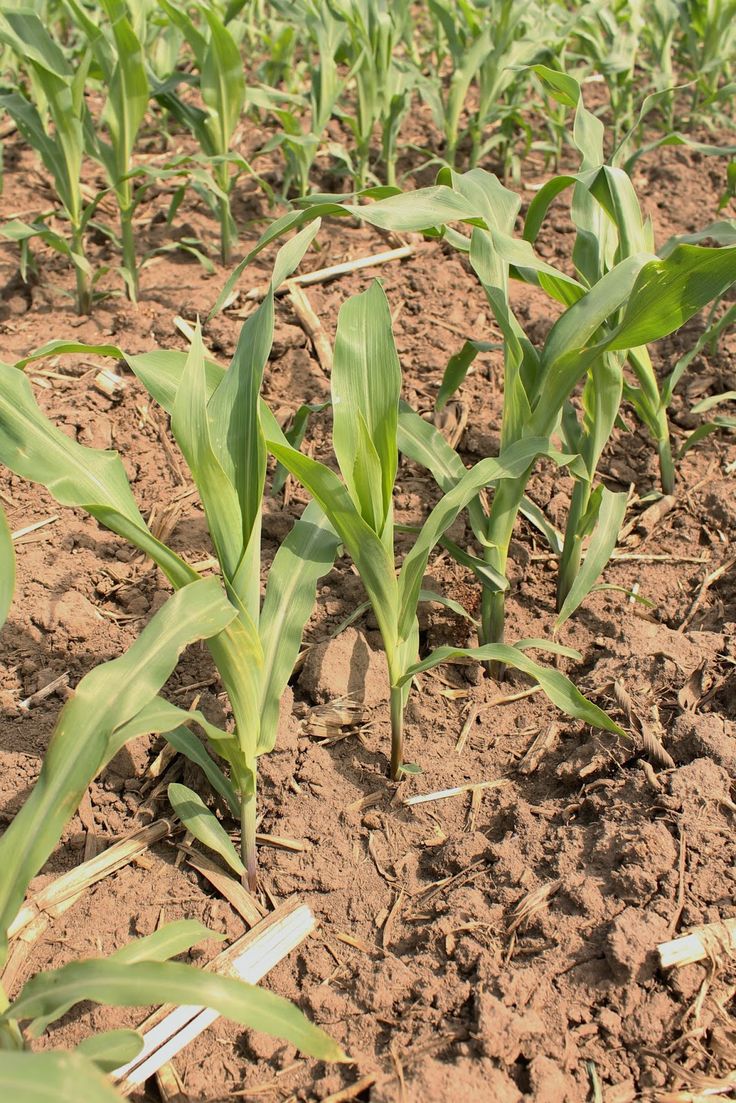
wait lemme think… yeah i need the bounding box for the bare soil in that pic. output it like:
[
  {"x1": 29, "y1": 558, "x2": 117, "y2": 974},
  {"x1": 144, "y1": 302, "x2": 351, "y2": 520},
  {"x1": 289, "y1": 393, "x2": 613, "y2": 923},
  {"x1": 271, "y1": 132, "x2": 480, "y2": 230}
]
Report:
[{"x1": 1, "y1": 99, "x2": 736, "y2": 1103}]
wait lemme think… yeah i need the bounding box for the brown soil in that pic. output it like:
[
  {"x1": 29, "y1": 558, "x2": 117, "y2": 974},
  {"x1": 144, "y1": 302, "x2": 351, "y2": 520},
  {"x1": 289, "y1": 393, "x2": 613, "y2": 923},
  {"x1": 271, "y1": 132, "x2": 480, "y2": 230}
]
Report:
[{"x1": 1, "y1": 100, "x2": 736, "y2": 1103}]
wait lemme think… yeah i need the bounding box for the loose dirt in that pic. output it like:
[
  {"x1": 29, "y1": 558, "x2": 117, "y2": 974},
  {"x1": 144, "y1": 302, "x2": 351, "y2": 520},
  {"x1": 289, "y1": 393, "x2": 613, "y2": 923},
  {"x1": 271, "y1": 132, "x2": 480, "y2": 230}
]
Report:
[{"x1": 1, "y1": 99, "x2": 735, "y2": 1103}]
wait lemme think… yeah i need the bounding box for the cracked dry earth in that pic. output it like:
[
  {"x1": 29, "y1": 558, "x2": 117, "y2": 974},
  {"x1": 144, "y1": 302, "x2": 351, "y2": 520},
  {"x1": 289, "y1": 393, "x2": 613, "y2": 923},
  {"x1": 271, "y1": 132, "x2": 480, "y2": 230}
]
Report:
[{"x1": 1, "y1": 115, "x2": 736, "y2": 1103}]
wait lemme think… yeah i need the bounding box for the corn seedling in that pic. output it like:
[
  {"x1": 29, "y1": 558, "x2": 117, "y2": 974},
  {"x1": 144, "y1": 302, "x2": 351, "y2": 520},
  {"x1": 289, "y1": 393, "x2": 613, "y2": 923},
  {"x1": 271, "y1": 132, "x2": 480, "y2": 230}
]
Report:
[
  {"x1": 0, "y1": 227, "x2": 340, "y2": 891},
  {"x1": 153, "y1": 0, "x2": 247, "y2": 264},
  {"x1": 63, "y1": 0, "x2": 149, "y2": 301},
  {"x1": 331, "y1": 0, "x2": 416, "y2": 188},
  {"x1": 258, "y1": 1, "x2": 346, "y2": 197},
  {"x1": 265, "y1": 278, "x2": 623, "y2": 780},
  {"x1": 0, "y1": 581, "x2": 343, "y2": 1100},
  {"x1": 0, "y1": 10, "x2": 98, "y2": 312}
]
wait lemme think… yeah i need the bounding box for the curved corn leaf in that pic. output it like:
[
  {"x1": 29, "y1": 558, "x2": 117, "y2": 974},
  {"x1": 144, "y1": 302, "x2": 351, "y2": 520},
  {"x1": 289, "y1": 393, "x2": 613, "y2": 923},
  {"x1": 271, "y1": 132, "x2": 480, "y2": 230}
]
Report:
[
  {"x1": 164, "y1": 726, "x2": 240, "y2": 816},
  {"x1": 266, "y1": 439, "x2": 399, "y2": 650},
  {"x1": 167, "y1": 783, "x2": 244, "y2": 878},
  {"x1": 398, "y1": 644, "x2": 623, "y2": 735},
  {"x1": 0, "y1": 361, "x2": 196, "y2": 587},
  {"x1": 436, "y1": 339, "x2": 496, "y2": 410},
  {"x1": 0, "y1": 1051, "x2": 124, "y2": 1103},
  {"x1": 397, "y1": 440, "x2": 578, "y2": 642},
  {"x1": 0, "y1": 578, "x2": 236, "y2": 964},
  {"x1": 76, "y1": 1029, "x2": 144, "y2": 1073},
  {"x1": 606, "y1": 245, "x2": 736, "y2": 351},
  {"x1": 0, "y1": 503, "x2": 15, "y2": 630},
  {"x1": 419, "y1": 588, "x2": 478, "y2": 627},
  {"x1": 257, "y1": 502, "x2": 340, "y2": 754},
  {"x1": 31, "y1": 919, "x2": 221, "y2": 1036},
  {"x1": 556, "y1": 488, "x2": 628, "y2": 628},
  {"x1": 6, "y1": 958, "x2": 346, "y2": 1060},
  {"x1": 14, "y1": 339, "x2": 125, "y2": 371}
]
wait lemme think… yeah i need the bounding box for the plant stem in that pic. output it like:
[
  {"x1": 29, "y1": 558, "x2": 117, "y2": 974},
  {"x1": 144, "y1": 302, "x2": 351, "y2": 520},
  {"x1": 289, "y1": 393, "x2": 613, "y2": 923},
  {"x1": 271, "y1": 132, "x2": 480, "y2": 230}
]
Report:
[
  {"x1": 219, "y1": 193, "x2": 234, "y2": 267},
  {"x1": 120, "y1": 210, "x2": 139, "y2": 303},
  {"x1": 389, "y1": 684, "x2": 404, "y2": 780},
  {"x1": 556, "y1": 479, "x2": 590, "y2": 611},
  {"x1": 481, "y1": 474, "x2": 529, "y2": 677},
  {"x1": 657, "y1": 431, "x2": 676, "y2": 496},
  {"x1": 240, "y1": 787, "x2": 257, "y2": 892},
  {"x1": 71, "y1": 226, "x2": 91, "y2": 315}
]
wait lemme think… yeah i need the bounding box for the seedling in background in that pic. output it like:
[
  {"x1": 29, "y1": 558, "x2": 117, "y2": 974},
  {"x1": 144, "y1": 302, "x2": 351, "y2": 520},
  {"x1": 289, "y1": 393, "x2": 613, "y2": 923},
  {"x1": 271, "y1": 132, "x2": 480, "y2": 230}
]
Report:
[
  {"x1": 0, "y1": 11, "x2": 97, "y2": 313},
  {"x1": 154, "y1": 1, "x2": 246, "y2": 264},
  {"x1": 268, "y1": 280, "x2": 623, "y2": 780},
  {"x1": 0, "y1": 582, "x2": 343, "y2": 1100},
  {"x1": 64, "y1": 0, "x2": 149, "y2": 301},
  {"x1": 0, "y1": 227, "x2": 339, "y2": 891}
]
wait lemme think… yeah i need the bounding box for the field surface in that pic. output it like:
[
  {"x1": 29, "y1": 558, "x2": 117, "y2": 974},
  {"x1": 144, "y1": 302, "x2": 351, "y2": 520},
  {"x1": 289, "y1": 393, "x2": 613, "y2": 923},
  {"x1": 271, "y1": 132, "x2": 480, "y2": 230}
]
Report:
[{"x1": 1, "y1": 44, "x2": 736, "y2": 1103}]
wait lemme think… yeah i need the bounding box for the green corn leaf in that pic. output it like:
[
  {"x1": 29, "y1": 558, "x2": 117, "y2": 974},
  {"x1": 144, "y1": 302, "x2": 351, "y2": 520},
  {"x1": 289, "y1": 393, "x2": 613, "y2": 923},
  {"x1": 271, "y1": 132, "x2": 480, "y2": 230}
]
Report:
[
  {"x1": 164, "y1": 726, "x2": 240, "y2": 816},
  {"x1": 437, "y1": 535, "x2": 508, "y2": 593},
  {"x1": 606, "y1": 245, "x2": 736, "y2": 350},
  {"x1": 5, "y1": 958, "x2": 346, "y2": 1061},
  {"x1": 200, "y1": 7, "x2": 246, "y2": 156},
  {"x1": 30, "y1": 918, "x2": 222, "y2": 1036},
  {"x1": 171, "y1": 323, "x2": 245, "y2": 583},
  {"x1": 556, "y1": 488, "x2": 628, "y2": 627},
  {"x1": 0, "y1": 361, "x2": 197, "y2": 588},
  {"x1": 398, "y1": 644, "x2": 623, "y2": 735},
  {"x1": 0, "y1": 579, "x2": 236, "y2": 964},
  {"x1": 111, "y1": 919, "x2": 220, "y2": 965},
  {"x1": 257, "y1": 501, "x2": 341, "y2": 754},
  {"x1": 103, "y1": 8, "x2": 148, "y2": 192},
  {"x1": 332, "y1": 281, "x2": 400, "y2": 532},
  {"x1": 436, "y1": 339, "x2": 496, "y2": 410},
  {"x1": 419, "y1": 588, "x2": 478, "y2": 627},
  {"x1": 0, "y1": 1052, "x2": 124, "y2": 1103},
  {"x1": 397, "y1": 440, "x2": 578, "y2": 642},
  {"x1": 14, "y1": 339, "x2": 125, "y2": 370},
  {"x1": 266, "y1": 440, "x2": 398, "y2": 650},
  {"x1": 76, "y1": 1029, "x2": 144, "y2": 1073},
  {"x1": 0, "y1": 503, "x2": 15, "y2": 630},
  {"x1": 167, "y1": 783, "x2": 244, "y2": 878},
  {"x1": 514, "y1": 639, "x2": 582, "y2": 660}
]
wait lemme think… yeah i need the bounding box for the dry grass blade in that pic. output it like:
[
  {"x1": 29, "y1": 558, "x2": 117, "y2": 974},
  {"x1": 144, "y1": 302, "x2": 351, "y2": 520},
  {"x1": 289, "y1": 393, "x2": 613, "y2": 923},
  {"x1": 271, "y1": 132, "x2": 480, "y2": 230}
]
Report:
[
  {"x1": 11, "y1": 515, "x2": 59, "y2": 541},
  {"x1": 304, "y1": 696, "x2": 367, "y2": 743},
  {"x1": 320, "y1": 1075, "x2": 379, "y2": 1103},
  {"x1": 382, "y1": 889, "x2": 405, "y2": 950},
  {"x1": 641, "y1": 720, "x2": 676, "y2": 770},
  {"x1": 18, "y1": 671, "x2": 70, "y2": 711},
  {"x1": 678, "y1": 555, "x2": 736, "y2": 632},
  {"x1": 287, "y1": 283, "x2": 333, "y2": 375},
  {"x1": 621, "y1": 494, "x2": 677, "y2": 546},
  {"x1": 403, "y1": 778, "x2": 508, "y2": 806},
  {"x1": 658, "y1": 918, "x2": 736, "y2": 969},
  {"x1": 182, "y1": 845, "x2": 265, "y2": 926},
  {"x1": 517, "y1": 724, "x2": 559, "y2": 775},
  {"x1": 434, "y1": 401, "x2": 468, "y2": 448},
  {"x1": 7, "y1": 818, "x2": 175, "y2": 941},
  {"x1": 506, "y1": 879, "x2": 562, "y2": 936},
  {"x1": 242, "y1": 245, "x2": 419, "y2": 302}
]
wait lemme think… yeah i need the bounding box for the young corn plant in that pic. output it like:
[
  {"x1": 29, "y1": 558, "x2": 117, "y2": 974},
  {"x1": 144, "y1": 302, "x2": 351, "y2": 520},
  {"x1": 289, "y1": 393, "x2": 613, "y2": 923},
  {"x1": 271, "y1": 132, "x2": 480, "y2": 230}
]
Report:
[
  {"x1": 523, "y1": 68, "x2": 736, "y2": 500},
  {"x1": 0, "y1": 227, "x2": 339, "y2": 891},
  {"x1": 266, "y1": 279, "x2": 623, "y2": 780},
  {"x1": 0, "y1": 581, "x2": 343, "y2": 1101},
  {"x1": 0, "y1": 10, "x2": 97, "y2": 312},
  {"x1": 331, "y1": 0, "x2": 416, "y2": 188},
  {"x1": 258, "y1": 0, "x2": 346, "y2": 197},
  {"x1": 64, "y1": 0, "x2": 149, "y2": 301},
  {"x1": 154, "y1": 0, "x2": 246, "y2": 264}
]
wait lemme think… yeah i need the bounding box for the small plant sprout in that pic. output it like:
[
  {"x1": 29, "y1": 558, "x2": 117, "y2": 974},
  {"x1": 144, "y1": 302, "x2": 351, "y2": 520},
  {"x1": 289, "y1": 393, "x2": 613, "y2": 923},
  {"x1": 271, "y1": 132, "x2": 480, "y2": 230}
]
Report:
[
  {"x1": 267, "y1": 279, "x2": 624, "y2": 780},
  {"x1": 0, "y1": 226, "x2": 340, "y2": 891}
]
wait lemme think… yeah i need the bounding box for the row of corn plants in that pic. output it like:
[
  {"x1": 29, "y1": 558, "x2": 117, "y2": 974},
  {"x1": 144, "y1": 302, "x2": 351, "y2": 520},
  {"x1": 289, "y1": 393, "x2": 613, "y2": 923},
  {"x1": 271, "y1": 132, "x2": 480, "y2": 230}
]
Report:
[{"x1": 2, "y1": 0, "x2": 735, "y2": 312}]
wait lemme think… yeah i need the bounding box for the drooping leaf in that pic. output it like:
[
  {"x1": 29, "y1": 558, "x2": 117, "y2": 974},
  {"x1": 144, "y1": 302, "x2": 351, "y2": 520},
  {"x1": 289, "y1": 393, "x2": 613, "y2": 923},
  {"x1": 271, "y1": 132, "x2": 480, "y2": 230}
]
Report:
[
  {"x1": 5, "y1": 959, "x2": 346, "y2": 1061},
  {"x1": 167, "y1": 783, "x2": 244, "y2": 878},
  {"x1": 0, "y1": 579, "x2": 236, "y2": 964}
]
